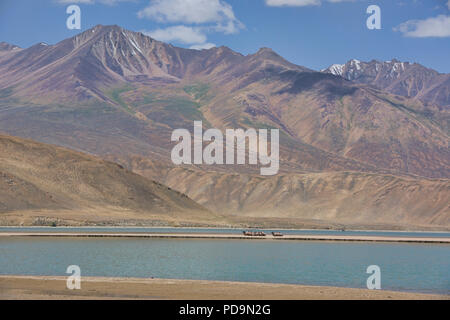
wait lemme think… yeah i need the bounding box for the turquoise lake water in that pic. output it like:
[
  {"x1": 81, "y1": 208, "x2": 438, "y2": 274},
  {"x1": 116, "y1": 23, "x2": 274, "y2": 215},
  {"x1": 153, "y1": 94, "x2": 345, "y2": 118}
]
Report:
[{"x1": 0, "y1": 236, "x2": 448, "y2": 294}]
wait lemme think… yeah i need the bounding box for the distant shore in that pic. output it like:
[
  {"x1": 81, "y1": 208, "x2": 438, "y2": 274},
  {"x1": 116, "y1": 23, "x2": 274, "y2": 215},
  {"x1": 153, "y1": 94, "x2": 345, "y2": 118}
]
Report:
[
  {"x1": 1, "y1": 225, "x2": 450, "y2": 233},
  {"x1": 1, "y1": 232, "x2": 449, "y2": 243},
  {"x1": 2, "y1": 210, "x2": 449, "y2": 232},
  {"x1": 0, "y1": 275, "x2": 448, "y2": 300}
]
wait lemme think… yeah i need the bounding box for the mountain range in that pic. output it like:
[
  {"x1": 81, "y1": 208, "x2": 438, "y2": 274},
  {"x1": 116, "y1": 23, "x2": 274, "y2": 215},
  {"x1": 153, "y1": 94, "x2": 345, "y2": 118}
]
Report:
[
  {"x1": 322, "y1": 59, "x2": 450, "y2": 109},
  {"x1": 0, "y1": 25, "x2": 448, "y2": 229}
]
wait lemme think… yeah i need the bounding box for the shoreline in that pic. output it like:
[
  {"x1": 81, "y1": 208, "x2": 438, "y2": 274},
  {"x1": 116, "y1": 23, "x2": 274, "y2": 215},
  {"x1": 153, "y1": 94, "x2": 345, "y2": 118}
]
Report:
[
  {"x1": 0, "y1": 275, "x2": 448, "y2": 300},
  {"x1": 1, "y1": 232, "x2": 449, "y2": 243},
  {"x1": 1, "y1": 225, "x2": 450, "y2": 234}
]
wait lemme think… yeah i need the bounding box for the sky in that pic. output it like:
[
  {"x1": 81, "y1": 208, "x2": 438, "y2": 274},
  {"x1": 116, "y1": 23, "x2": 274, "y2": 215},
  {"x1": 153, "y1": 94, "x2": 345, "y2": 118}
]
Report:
[{"x1": 0, "y1": 0, "x2": 449, "y2": 72}]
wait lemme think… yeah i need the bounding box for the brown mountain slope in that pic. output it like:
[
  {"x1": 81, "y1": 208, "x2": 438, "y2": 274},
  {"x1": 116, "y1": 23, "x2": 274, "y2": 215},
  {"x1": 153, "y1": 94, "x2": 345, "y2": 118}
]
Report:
[
  {"x1": 0, "y1": 134, "x2": 219, "y2": 226},
  {"x1": 216, "y1": 81, "x2": 449, "y2": 178},
  {"x1": 322, "y1": 59, "x2": 450, "y2": 134},
  {"x1": 1, "y1": 25, "x2": 448, "y2": 179},
  {"x1": 106, "y1": 155, "x2": 450, "y2": 229}
]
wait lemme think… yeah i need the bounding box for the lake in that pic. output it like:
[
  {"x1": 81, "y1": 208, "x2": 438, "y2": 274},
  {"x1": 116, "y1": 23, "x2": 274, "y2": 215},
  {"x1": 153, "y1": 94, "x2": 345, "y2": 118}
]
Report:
[{"x1": 0, "y1": 235, "x2": 448, "y2": 294}]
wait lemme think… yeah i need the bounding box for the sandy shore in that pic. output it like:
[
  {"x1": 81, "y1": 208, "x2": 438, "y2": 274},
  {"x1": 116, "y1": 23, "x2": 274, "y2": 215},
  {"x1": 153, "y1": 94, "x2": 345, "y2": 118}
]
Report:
[
  {"x1": 0, "y1": 275, "x2": 448, "y2": 300},
  {"x1": 0, "y1": 232, "x2": 449, "y2": 243}
]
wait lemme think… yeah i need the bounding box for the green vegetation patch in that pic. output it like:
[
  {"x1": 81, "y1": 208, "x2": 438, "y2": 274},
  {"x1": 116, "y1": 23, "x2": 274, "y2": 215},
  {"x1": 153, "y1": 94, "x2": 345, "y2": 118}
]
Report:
[
  {"x1": 105, "y1": 85, "x2": 135, "y2": 114},
  {"x1": 0, "y1": 87, "x2": 14, "y2": 99},
  {"x1": 158, "y1": 97, "x2": 204, "y2": 120},
  {"x1": 139, "y1": 94, "x2": 156, "y2": 106},
  {"x1": 0, "y1": 86, "x2": 20, "y2": 103}
]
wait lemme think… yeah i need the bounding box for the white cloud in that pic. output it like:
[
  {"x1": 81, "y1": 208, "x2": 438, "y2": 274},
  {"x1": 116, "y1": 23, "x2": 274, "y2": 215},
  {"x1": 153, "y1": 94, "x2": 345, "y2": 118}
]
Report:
[
  {"x1": 265, "y1": 0, "x2": 320, "y2": 6},
  {"x1": 265, "y1": 0, "x2": 355, "y2": 6},
  {"x1": 57, "y1": 0, "x2": 93, "y2": 3},
  {"x1": 327, "y1": 0, "x2": 356, "y2": 3},
  {"x1": 138, "y1": 0, "x2": 242, "y2": 50},
  {"x1": 447, "y1": 0, "x2": 450, "y2": 10},
  {"x1": 56, "y1": 0, "x2": 132, "y2": 4},
  {"x1": 394, "y1": 15, "x2": 450, "y2": 38},
  {"x1": 138, "y1": 0, "x2": 243, "y2": 34},
  {"x1": 142, "y1": 25, "x2": 207, "y2": 44},
  {"x1": 189, "y1": 43, "x2": 216, "y2": 50}
]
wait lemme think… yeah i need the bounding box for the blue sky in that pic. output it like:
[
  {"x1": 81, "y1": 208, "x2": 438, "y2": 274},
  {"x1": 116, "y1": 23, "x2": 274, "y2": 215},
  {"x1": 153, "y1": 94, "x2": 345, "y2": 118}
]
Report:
[{"x1": 0, "y1": 0, "x2": 449, "y2": 72}]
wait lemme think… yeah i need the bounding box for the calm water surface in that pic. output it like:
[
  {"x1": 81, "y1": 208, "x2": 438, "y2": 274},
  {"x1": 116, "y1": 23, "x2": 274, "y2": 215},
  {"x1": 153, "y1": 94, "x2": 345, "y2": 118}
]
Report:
[{"x1": 0, "y1": 237, "x2": 448, "y2": 294}]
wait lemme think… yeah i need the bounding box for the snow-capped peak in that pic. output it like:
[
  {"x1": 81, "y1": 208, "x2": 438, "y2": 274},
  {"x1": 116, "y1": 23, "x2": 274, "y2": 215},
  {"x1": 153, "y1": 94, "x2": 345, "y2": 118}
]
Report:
[
  {"x1": 322, "y1": 58, "x2": 416, "y2": 83},
  {"x1": 323, "y1": 64, "x2": 345, "y2": 76}
]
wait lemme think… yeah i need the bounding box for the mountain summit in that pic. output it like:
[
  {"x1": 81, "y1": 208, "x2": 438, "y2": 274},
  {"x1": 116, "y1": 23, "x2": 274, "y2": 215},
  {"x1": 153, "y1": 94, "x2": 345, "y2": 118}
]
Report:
[
  {"x1": 0, "y1": 25, "x2": 309, "y2": 104},
  {"x1": 0, "y1": 25, "x2": 185, "y2": 102},
  {"x1": 322, "y1": 59, "x2": 450, "y2": 107},
  {"x1": 0, "y1": 42, "x2": 21, "y2": 52}
]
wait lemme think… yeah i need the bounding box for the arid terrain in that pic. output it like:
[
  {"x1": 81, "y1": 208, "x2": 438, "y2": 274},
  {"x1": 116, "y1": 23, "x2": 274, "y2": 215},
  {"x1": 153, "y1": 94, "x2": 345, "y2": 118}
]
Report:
[
  {"x1": 0, "y1": 276, "x2": 447, "y2": 300},
  {"x1": 0, "y1": 132, "x2": 448, "y2": 228},
  {"x1": 0, "y1": 25, "x2": 448, "y2": 229},
  {"x1": 0, "y1": 134, "x2": 225, "y2": 227}
]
